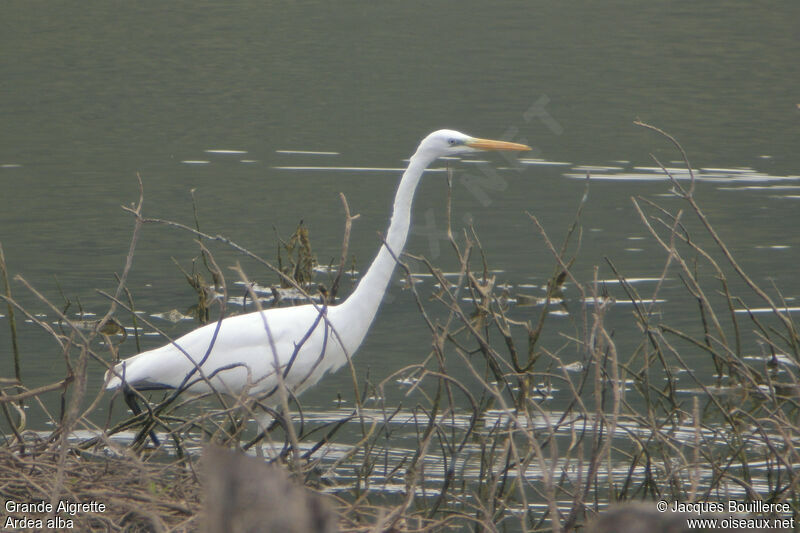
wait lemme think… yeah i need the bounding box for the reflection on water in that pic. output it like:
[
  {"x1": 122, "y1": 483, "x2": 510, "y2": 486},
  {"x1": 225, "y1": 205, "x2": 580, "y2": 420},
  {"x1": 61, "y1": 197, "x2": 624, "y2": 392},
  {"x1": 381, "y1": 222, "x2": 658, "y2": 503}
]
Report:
[
  {"x1": 275, "y1": 150, "x2": 340, "y2": 156},
  {"x1": 564, "y1": 165, "x2": 800, "y2": 188}
]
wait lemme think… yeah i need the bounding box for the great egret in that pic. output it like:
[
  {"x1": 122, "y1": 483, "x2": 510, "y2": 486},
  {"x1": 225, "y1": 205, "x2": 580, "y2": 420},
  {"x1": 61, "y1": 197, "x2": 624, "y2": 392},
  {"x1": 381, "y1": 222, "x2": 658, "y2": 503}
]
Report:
[{"x1": 105, "y1": 130, "x2": 529, "y2": 405}]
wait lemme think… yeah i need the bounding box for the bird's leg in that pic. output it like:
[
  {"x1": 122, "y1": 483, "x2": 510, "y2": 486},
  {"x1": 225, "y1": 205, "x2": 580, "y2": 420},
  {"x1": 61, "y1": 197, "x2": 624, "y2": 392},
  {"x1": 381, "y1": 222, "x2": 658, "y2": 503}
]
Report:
[
  {"x1": 123, "y1": 385, "x2": 161, "y2": 447},
  {"x1": 242, "y1": 408, "x2": 281, "y2": 451}
]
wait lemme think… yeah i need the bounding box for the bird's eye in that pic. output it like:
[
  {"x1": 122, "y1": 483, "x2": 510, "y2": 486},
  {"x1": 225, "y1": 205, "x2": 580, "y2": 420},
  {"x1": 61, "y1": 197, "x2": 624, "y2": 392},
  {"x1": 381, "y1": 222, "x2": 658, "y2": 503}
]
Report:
[{"x1": 448, "y1": 138, "x2": 457, "y2": 146}]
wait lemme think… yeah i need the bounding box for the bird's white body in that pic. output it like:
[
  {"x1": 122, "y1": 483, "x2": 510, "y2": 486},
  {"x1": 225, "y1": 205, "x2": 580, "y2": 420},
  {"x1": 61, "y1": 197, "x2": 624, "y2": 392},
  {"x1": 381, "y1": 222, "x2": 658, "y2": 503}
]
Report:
[
  {"x1": 107, "y1": 305, "x2": 352, "y2": 397},
  {"x1": 105, "y1": 130, "x2": 529, "y2": 403}
]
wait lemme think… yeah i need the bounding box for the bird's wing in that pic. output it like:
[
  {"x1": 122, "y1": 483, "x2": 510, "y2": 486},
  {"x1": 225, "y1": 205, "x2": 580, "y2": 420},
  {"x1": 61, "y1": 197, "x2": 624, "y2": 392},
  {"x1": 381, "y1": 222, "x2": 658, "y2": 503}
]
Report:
[{"x1": 105, "y1": 304, "x2": 335, "y2": 395}]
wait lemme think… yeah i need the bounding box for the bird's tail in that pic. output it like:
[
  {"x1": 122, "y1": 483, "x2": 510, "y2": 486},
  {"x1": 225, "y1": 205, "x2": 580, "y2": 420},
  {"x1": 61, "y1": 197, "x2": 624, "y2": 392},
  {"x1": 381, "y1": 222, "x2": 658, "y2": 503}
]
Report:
[{"x1": 104, "y1": 361, "x2": 127, "y2": 390}]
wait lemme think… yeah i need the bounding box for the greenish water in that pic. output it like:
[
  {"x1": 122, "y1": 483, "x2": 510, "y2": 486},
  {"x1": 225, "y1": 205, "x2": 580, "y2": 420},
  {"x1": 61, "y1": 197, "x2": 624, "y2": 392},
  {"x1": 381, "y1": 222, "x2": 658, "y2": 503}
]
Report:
[{"x1": 1, "y1": 2, "x2": 798, "y2": 420}]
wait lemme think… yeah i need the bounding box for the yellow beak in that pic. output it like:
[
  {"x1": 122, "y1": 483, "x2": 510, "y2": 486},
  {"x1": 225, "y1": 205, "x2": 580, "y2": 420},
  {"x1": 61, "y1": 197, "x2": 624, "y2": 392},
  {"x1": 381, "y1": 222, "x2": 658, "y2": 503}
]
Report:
[{"x1": 465, "y1": 137, "x2": 531, "y2": 151}]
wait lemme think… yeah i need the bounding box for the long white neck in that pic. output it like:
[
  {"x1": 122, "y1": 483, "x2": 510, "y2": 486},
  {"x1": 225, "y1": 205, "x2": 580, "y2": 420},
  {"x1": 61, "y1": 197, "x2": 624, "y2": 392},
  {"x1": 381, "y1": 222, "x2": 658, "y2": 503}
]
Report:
[{"x1": 334, "y1": 148, "x2": 437, "y2": 348}]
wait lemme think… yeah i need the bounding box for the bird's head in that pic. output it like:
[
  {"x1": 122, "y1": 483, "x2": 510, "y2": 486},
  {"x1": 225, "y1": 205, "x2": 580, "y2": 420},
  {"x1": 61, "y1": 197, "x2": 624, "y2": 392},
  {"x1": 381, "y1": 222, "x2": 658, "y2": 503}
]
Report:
[{"x1": 418, "y1": 129, "x2": 531, "y2": 158}]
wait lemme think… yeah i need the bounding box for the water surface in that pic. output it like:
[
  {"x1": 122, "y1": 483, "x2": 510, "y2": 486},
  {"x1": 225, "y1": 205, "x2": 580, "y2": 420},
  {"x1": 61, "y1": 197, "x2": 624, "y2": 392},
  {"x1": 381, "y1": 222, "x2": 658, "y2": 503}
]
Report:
[{"x1": 1, "y1": 1, "x2": 798, "y2": 431}]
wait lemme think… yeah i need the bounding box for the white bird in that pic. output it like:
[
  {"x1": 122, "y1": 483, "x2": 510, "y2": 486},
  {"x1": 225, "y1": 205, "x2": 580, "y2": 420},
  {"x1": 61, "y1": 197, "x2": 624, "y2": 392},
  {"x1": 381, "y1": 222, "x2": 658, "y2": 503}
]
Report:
[{"x1": 105, "y1": 130, "x2": 529, "y2": 404}]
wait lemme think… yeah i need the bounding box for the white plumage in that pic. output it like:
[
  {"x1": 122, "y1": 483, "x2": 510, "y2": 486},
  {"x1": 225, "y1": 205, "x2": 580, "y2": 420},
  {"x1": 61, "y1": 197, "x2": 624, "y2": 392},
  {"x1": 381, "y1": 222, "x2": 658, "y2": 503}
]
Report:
[{"x1": 105, "y1": 130, "x2": 529, "y2": 403}]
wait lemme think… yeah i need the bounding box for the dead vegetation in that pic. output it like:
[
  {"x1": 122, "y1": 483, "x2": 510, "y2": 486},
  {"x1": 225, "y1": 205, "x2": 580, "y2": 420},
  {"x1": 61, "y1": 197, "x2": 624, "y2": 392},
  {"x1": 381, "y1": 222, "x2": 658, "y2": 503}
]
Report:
[{"x1": 0, "y1": 124, "x2": 798, "y2": 532}]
